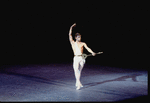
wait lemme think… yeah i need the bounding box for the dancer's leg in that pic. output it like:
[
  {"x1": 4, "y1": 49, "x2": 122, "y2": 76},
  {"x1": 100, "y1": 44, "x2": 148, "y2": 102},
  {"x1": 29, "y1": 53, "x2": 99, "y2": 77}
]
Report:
[
  {"x1": 78, "y1": 59, "x2": 85, "y2": 87},
  {"x1": 73, "y1": 57, "x2": 81, "y2": 88}
]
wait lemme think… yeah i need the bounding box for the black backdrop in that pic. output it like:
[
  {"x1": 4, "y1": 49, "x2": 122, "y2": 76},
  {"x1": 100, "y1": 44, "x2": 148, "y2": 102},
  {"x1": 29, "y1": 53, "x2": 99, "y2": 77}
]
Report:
[{"x1": 0, "y1": 0, "x2": 149, "y2": 70}]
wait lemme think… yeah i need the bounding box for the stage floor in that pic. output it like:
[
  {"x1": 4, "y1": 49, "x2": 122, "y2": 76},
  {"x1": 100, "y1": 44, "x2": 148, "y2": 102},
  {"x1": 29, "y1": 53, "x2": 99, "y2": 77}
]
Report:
[{"x1": 0, "y1": 63, "x2": 148, "y2": 102}]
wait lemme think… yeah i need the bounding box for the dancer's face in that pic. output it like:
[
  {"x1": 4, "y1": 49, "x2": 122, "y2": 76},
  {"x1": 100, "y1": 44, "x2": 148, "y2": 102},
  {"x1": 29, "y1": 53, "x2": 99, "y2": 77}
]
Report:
[{"x1": 76, "y1": 36, "x2": 81, "y2": 42}]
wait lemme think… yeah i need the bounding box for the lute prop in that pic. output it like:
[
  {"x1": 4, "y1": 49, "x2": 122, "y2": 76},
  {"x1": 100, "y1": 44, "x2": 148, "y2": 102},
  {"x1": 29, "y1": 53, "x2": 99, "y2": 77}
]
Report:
[{"x1": 82, "y1": 52, "x2": 103, "y2": 59}]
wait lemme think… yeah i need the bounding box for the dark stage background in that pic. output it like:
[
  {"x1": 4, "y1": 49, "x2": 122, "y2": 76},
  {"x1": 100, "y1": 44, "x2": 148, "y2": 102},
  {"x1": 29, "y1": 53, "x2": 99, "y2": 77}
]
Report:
[{"x1": 0, "y1": 0, "x2": 149, "y2": 70}]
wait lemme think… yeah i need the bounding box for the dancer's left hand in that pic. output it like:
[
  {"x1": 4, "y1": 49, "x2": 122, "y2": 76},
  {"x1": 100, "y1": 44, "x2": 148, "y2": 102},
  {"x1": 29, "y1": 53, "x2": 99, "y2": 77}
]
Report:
[{"x1": 92, "y1": 52, "x2": 96, "y2": 56}]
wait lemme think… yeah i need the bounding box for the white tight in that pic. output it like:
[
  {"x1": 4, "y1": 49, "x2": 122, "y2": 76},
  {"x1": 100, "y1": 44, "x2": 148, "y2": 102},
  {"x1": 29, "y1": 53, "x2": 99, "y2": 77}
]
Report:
[{"x1": 73, "y1": 56, "x2": 85, "y2": 87}]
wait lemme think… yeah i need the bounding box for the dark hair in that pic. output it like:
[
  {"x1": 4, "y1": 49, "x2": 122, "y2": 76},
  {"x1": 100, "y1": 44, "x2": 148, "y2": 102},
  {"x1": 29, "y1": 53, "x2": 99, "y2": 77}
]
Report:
[{"x1": 75, "y1": 33, "x2": 81, "y2": 38}]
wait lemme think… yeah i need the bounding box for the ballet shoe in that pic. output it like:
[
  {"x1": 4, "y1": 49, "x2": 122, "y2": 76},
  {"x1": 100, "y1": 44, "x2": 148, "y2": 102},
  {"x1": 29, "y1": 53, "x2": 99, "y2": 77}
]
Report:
[
  {"x1": 76, "y1": 86, "x2": 81, "y2": 90},
  {"x1": 80, "y1": 84, "x2": 83, "y2": 87},
  {"x1": 76, "y1": 84, "x2": 83, "y2": 90},
  {"x1": 75, "y1": 83, "x2": 83, "y2": 87}
]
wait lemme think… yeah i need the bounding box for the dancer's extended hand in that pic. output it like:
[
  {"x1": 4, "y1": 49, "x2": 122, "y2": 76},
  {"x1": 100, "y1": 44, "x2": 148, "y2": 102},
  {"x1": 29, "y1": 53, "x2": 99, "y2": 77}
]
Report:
[
  {"x1": 71, "y1": 23, "x2": 76, "y2": 28},
  {"x1": 92, "y1": 52, "x2": 96, "y2": 56}
]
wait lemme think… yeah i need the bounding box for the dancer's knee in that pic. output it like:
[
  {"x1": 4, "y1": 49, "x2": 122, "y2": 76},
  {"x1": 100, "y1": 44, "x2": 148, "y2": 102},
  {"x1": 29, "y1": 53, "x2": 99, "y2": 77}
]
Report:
[
  {"x1": 79, "y1": 62, "x2": 85, "y2": 70},
  {"x1": 73, "y1": 63, "x2": 79, "y2": 70}
]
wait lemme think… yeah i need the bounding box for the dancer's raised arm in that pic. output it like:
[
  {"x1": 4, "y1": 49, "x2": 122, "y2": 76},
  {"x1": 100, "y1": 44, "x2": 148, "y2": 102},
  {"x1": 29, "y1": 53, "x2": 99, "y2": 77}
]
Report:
[{"x1": 69, "y1": 23, "x2": 76, "y2": 44}]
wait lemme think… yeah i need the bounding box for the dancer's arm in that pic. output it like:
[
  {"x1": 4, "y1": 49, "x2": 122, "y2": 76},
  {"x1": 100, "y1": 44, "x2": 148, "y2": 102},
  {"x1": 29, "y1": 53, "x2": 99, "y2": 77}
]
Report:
[
  {"x1": 83, "y1": 43, "x2": 96, "y2": 56},
  {"x1": 69, "y1": 23, "x2": 76, "y2": 44}
]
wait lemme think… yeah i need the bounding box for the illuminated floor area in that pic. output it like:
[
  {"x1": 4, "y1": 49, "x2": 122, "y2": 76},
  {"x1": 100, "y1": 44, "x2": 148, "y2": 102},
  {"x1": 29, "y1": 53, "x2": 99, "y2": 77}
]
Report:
[{"x1": 0, "y1": 64, "x2": 148, "y2": 102}]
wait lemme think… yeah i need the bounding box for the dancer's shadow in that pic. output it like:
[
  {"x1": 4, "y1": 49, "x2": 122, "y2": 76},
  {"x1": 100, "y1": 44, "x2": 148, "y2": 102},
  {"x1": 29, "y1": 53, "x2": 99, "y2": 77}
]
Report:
[
  {"x1": 0, "y1": 70, "x2": 67, "y2": 86},
  {"x1": 82, "y1": 74, "x2": 142, "y2": 89}
]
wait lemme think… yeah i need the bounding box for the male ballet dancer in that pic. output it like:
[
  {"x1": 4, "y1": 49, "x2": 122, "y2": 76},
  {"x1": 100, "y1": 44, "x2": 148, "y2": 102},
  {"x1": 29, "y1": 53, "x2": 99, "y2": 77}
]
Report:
[{"x1": 69, "y1": 23, "x2": 96, "y2": 90}]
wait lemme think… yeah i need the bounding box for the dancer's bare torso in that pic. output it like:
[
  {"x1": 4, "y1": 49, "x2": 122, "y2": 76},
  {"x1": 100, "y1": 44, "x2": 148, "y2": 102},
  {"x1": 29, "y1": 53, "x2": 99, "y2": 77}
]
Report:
[
  {"x1": 69, "y1": 36, "x2": 95, "y2": 56},
  {"x1": 71, "y1": 41, "x2": 85, "y2": 55}
]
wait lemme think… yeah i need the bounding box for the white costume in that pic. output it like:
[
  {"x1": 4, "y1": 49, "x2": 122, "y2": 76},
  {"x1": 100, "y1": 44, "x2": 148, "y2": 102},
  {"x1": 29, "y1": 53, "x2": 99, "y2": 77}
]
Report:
[
  {"x1": 73, "y1": 42, "x2": 85, "y2": 89},
  {"x1": 73, "y1": 42, "x2": 85, "y2": 69}
]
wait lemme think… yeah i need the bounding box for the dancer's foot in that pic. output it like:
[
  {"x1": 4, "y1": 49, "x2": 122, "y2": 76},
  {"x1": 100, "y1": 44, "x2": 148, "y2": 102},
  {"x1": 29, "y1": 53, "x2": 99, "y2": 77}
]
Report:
[
  {"x1": 80, "y1": 84, "x2": 83, "y2": 87},
  {"x1": 75, "y1": 83, "x2": 83, "y2": 87},
  {"x1": 76, "y1": 85, "x2": 81, "y2": 90},
  {"x1": 76, "y1": 84, "x2": 83, "y2": 90}
]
